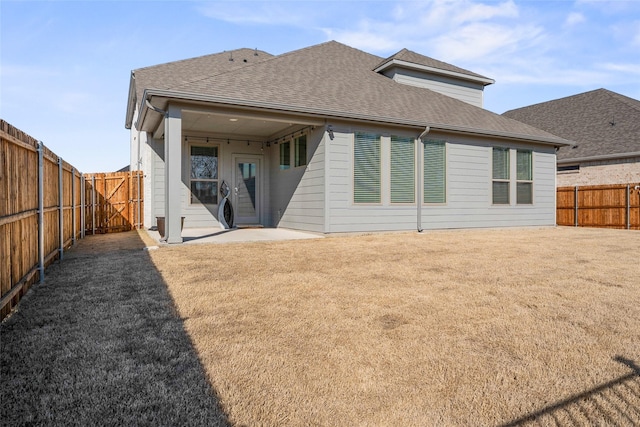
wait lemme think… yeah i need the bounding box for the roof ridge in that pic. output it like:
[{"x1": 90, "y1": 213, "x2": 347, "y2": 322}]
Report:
[
  {"x1": 164, "y1": 48, "x2": 279, "y2": 91},
  {"x1": 601, "y1": 88, "x2": 640, "y2": 113},
  {"x1": 134, "y1": 48, "x2": 272, "y2": 72},
  {"x1": 169, "y1": 41, "x2": 383, "y2": 92}
]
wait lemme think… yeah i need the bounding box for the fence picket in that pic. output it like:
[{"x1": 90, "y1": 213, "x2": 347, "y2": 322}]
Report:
[{"x1": 557, "y1": 184, "x2": 640, "y2": 230}]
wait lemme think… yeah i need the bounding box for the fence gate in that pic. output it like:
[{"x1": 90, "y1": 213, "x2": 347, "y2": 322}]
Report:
[{"x1": 84, "y1": 172, "x2": 143, "y2": 234}]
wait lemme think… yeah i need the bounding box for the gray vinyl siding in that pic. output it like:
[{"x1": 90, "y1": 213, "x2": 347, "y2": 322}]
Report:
[
  {"x1": 327, "y1": 130, "x2": 558, "y2": 232},
  {"x1": 149, "y1": 137, "x2": 165, "y2": 228},
  {"x1": 271, "y1": 127, "x2": 325, "y2": 232},
  {"x1": 383, "y1": 67, "x2": 485, "y2": 108}
]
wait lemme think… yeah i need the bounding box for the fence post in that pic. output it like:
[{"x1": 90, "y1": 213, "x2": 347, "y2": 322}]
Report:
[
  {"x1": 627, "y1": 184, "x2": 631, "y2": 230},
  {"x1": 574, "y1": 186, "x2": 579, "y2": 227},
  {"x1": 58, "y1": 157, "x2": 64, "y2": 260},
  {"x1": 37, "y1": 142, "x2": 45, "y2": 284},
  {"x1": 81, "y1": 175, "x2": 85, "y2": 238},
  {"x1": 72, "y1": 167, "x2": 76, "y2": 244},
  {"x1": 92, "y1": 175, "x2": 96, "y2": 235}
]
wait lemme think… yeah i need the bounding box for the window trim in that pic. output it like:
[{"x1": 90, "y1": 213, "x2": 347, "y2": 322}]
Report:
[{"x1": 189, "y1": 143, "x2": 220, "y2": 206}]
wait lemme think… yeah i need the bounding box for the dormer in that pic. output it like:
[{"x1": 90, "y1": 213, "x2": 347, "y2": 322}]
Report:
[{"x1": 374, "y1": 49, "x2": 495, "y2": 108}]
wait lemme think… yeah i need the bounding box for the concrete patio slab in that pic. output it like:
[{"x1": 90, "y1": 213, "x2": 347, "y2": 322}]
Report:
[{"x1": 147, "y1": 227, "x2": 324, "y2": 245}]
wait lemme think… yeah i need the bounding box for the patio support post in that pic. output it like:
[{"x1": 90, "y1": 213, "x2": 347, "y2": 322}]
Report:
[{"x1": 164, "y1": 104, "x2": 183, "y2": 244}]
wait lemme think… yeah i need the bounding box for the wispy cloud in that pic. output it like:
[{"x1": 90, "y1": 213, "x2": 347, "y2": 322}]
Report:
[{"x1": 564, "y1": 12, "x2": 585, "y2": 27}]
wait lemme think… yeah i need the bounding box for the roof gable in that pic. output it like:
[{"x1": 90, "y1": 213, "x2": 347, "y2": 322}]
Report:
[
  {"x1": 374, "y1": 48, "x2": 494, "y2": 85},
  {"x1": 503, "y1": 89, "x2": 640, "y2": 161}
]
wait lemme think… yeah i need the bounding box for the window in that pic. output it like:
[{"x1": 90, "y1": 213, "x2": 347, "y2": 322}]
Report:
[
  {"x1": 190, "y1": 145, "x2": 218, "y2": 205},
  {"x1": 516, "y1": 150, "x2": 533, "y2": 204},
  {"x1": 353, "y1": 132, "x2": 381, "y2": 204},
  {"x1": 294, "y1": 135, "x2": 307, "y2": 167},
  {"x1": 424, "y1": 140, "x2": 446, "y2": 203},
  {"x1": 390, "y1": 136, "x2": 415, "y2": 203},
  {"x1": 557, "y1": 164, "x2": 579, "y2": 173},
  {"x1": 492, "y1": 147, "x2": 510, "y2": 204},
  {"x1": 279, "y1": 141, "x2": 290, "y2": 170}
]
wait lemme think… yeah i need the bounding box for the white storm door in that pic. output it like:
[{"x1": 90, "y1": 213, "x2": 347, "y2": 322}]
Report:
[{"x1": 232, "y1": 155, "x2": 262, "y2": 225}]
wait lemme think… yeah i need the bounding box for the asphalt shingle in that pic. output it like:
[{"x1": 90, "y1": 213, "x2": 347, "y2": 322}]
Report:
[{"x1": 503, "y1": 89, "x2": 640, "y2": 161}]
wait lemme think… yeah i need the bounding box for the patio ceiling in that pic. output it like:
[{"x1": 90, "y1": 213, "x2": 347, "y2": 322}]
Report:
[{"x1": 182, "y1": 110, "x2": 296, "y2": 139}]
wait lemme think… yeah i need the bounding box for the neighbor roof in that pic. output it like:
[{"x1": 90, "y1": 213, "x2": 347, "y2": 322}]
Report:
[
  {"x1": 503, "y1": 89, "x2": 640, "y2": 162},
  {"x1": 374, "y1": 48, "x2": 494, "y2": 85},
  {"x1": 128, "y1": 41, "x2": 568, "y2": 146}
]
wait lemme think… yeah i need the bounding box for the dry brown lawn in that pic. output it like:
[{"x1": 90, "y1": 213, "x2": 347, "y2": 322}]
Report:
[{"x1": 148, "y1": 227, "x2": 640, "y2": 426}]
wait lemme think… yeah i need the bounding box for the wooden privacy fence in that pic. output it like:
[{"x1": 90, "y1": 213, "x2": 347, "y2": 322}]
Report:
[
  {"x1": 557, "y1": 184, "x2": 640, "y2": 229},
  {"x1": 1, "y1": 119, "x2": 143, "y2": 320}
]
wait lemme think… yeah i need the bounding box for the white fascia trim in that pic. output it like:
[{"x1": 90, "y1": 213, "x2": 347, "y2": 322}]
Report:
[
  {"x1": 141, "y1": 89, "x2": 569, "y2": 148},
  {"x1": 558, "y1": 151, "x2": 640, "y2": 164},
  {"x1": 374, "y1": 59, "x2": 495, "y2": 86}
]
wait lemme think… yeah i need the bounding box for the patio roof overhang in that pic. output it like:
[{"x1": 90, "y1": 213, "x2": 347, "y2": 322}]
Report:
[{"x1": 138, "y1": 89, "x2": 572, "y2": 148}]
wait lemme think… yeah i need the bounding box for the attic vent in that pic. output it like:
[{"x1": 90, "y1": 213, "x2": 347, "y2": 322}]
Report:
[
  {"x1": 243, "y1": 59, "x2": 247, "y2": 63},
  {"x1": 229, "y1": 52, "x2": 233, "y2": 62},
  {"x1": 254, "y1": 48, "x2": 258, "y2": 56}
]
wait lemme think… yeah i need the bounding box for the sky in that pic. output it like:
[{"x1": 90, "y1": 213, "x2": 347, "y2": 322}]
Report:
[{"x1": 1, "y1": 0, "x2": 639, "y2": 173}]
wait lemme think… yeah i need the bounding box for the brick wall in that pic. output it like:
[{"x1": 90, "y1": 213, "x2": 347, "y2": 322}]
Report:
[{"x1": 557, "y1": 157, "x2": 640, "y2": 187}]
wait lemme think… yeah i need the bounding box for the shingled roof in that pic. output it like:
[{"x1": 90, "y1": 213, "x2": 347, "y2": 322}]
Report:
[
  {"x1": 126, "y1": 48, "x2": 273, "y2": 127},
  {"x1": 503, "y1": 89, "x2": 640, "y2": 162},
  {"x1": 128, "y1": 41, "x2": 568, "y2": 146},
  {"x1": 374, "y1": 48, "x2": 493, "y2": 83}
]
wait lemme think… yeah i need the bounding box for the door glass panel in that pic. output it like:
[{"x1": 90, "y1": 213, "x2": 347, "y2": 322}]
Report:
[{"x1": 236, "y1": 162, "x2": 257, "y2": 218}]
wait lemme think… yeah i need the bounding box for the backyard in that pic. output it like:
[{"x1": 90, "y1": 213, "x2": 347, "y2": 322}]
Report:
[{"x1": 2, "y1": 227, "x2": 639, "y2": 425}]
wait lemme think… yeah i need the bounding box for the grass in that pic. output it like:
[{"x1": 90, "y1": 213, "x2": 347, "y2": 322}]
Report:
[
  {"x1": 0, "y1": 231, "x2": 228, "y2": 426},
  {"x1": 2, "y1": 227, "x2": 639, "y2": 426},
  {"x1": 147, "y1": 227, "x2": 640, "y2": 426}
]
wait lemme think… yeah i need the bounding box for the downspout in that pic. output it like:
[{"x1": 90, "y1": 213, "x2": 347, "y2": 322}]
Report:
[{"x1": 416, "y1": 126, "x2": 430, "y2": 232}]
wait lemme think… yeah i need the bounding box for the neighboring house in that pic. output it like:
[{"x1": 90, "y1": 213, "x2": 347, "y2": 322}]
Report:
[
  {"x1": 503, "y1": 89, "x2": 640, "y2": 187},
  {"x1": 125, "y1": 41, "x2": 569, "y2": 243}
]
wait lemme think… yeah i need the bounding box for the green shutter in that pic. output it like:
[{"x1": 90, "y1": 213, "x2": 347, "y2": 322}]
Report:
[
  {"x1": 354, "y1": 132, "x2": 381, "y2": 203},
  {"x1": 390, "y1": 136, "x2": 415, "y2": 203},
  {"x1": 424, "y1": 140, "x2": 446, "y2": 203}
]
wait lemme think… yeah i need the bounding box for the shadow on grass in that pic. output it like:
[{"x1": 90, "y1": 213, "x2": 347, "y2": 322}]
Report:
[
  {"x1": 500, "y1": 357, "x2": 640, "y2": 426},
  {"x1": 0, "y1": 231, "x2": 229, "y2": 426}
]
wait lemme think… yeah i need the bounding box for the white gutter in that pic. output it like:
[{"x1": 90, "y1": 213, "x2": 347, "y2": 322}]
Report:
[
  {"x1": 416, "y1": 126, "x2": 430, "y2": 233},
  {"x1": 139, "y1": 89, "x2": 571, "y2": 148}
]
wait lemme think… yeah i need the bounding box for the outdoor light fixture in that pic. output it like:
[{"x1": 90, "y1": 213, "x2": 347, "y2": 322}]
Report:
[
  {"x1": 229, "y1": 118, "x2": 238, "y2": 122},
  {"x1": 327, "y1": 125, "x2": 334, "y2": 140}
]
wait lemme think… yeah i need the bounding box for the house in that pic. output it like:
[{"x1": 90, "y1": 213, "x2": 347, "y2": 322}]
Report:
[
  {"x1": 125, "y1": 41, "x2": 569, "y2": 243},
  {"x1": 503, "y1": 89, "x2": 640, "y2": 187}
]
